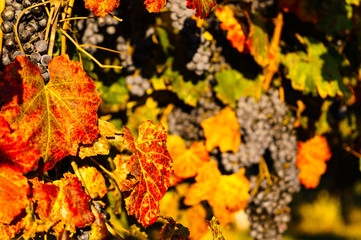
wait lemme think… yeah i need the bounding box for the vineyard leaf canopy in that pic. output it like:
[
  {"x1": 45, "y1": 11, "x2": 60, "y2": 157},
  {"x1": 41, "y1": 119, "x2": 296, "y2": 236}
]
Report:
[
  {"x1": 201, "y1": 106, "x2": 241, "y2": 153},
  {"x1": 0, "y1": 56, "x2": 101, "y2": 172},
  {"x1": 184, "y1": 161, "x2": 250, "y2": 224},
  {"x1": 119, "y1": 120, "x2": 173, "y2": 227},
  {"x1": 83, "y1": 0, "x2": 120, "y2": 17},
  {"x1": 167, "y1": 135, "x2": 209, "y2": 179}
]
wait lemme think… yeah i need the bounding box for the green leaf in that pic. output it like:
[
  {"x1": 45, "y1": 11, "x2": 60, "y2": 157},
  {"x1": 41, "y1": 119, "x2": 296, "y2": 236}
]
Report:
[
  {"x1": 316, "y1": 1, "x2": 353, "y2": 36},
  {"x1": 315, "y1": 100, "x2": 332, "y2": 135},
  {"x1": 214, "y1": 69, "x2": 260, "y2": 108},
  {"x1": 249, "y1": 14, "x2": 269, "y2": 67},
  {"x1": 208, "y1": 216, "x2": 225, "y2": 240},
  {"x1": 96, "y1": 78, "x2": 129, "y2": 113},
  {"x1": 157, "y1": 26, "x2": 173, "y2": 55},
  {"x1": 282, "y1": 37, "x2": 350, "y2": 99},
  {"x1": 164, "y1": 67, "x2": 208, "y2": 107}
]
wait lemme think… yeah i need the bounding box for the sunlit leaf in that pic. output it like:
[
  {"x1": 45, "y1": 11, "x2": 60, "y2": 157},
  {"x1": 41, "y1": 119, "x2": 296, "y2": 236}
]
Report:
[
  {"x1": 186, "y1": 0, "x2": 217, "y2": 19},
  {"x1": 51, "y1": 173, "x2": 95, "y2": 233},
  {"x1": 0, "y1": 56, "x2": 101, "y2": 172},
  {"x1": 144, "y1": 0, "x2": 166, "y2": 13},
  {"x1": 201, "y1": 107, "x2": 240, "y2": 153},
  {"x1": 119, "y1": 121, "x2": 173, "y2": 226},
  {"x1": 282, "y1": 37, "x2": 350, "y2": 99},
  {"x1": 167, "y1": 135, "x2": 209, "y2": 179},
  {"x1": 184, "y1": 161, "x2": 250, "y2": 225},
  {"x1": 79, "y1": 166, "x2": 107, "y2": 199},
  {"x1": 83, "y1": 0, "x2": 120, "y2": 17},
  {"x1": 0, "y1": 166, "x2": 29, "y2": 224},
  {"x1": 296, "y1": 136, "x2": 332, "y2": 188},
  {"x1": 214, "y1": 70, "x2": 260, "y2": 108}
]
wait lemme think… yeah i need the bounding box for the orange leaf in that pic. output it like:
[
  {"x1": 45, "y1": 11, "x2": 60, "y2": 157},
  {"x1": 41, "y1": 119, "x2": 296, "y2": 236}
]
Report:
[
  {"x1": 51, "y1": 173, "x2": 95, "y2": 233},
  {"x1": 0, "y1": 56, "x2": 101, "y2": 172},
  {"x1": 30, "y1": 178, "x2": 60, "y2": 221},
  {"x1": 120, "y1": 120, "x2": 173, "y2": 227},
  {"x1": 296, "y1": 135, "x2": 332, "y2": 189},
  {"x1": 201, "y1": 106, "x2": 240, "y2": 153},
  {"x1": 144, "y1": 0, "x2": 166, "y2": 13},
  {"x1": 215, "y1": 6, "x2": 248, "y2": 53},
  {"x1": 186, "y1": 204, "x2": 208, "y2": 239},
  {"x1": 83, "y1": 0, "x2": 120, "y2": 17},
  {"x1": 167, "y1": 135, "x2": 209, "y2": 179},
  {"x1": 0, "y1": 166, "x2": 30, "y2": 224},
  {"x1": 0, "y1": 116, "x2": 40, "y2": 173},
  {"x1": 79, "y1": 166, "x2": 107, "y2": 199},
  {"x1": 186, "y1": 0, "x2": 217, "y2": 19},
  {"x1": 184, "y1": 161, "x2": 250, "y2": 225}
]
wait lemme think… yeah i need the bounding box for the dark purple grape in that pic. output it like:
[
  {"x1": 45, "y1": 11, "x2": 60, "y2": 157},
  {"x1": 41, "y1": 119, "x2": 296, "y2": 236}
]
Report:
[
  {"x1": 1, "y1": 8, "x2": 15, "y2": 21},
  {"x1": 1, "y1": 21, "x2": 14, "y2": 33}
]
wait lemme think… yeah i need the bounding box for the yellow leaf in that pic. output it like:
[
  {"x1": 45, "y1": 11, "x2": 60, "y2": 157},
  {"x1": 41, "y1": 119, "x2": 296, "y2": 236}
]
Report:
[
  {"x1": 201, "y1": 107, "x2": 240, "y2": 153},
  {"x1": 167, "y1": 135, "x2": 209, "y2": 179}
]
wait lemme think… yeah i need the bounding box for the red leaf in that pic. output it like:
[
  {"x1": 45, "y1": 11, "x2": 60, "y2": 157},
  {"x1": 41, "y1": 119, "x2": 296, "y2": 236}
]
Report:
[
  {"x1": 144, "y1": 0, "x2": 166, "y2": 13},
  {"x1": 30, "y1": 178, "x2": 59, "y2": 220},
  {"x1": 186, "y1": 0, "x2": 216, "y2": 19},
  {"x1": 51, "y1": 173, "x2": 95, "y2": 233},
  {"x1": 120, "y1": 120, "x2": 173, "y2": 227},
  {"x1": 83, "y1": 0, "x2": 120, "y2": 17},
  {"x1": 0, "y1": 56, "x2": 101, "y2": 172},
  {"x1": 0, "y1": 166, "x2": 29, "y2": 224}
]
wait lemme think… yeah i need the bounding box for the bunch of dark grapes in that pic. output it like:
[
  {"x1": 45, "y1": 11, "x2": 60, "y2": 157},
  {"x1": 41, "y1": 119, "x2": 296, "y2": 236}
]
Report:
[
  {"x1": 180, "y1": 19, "x2": 200, "y2": 60},
  {"x1": 242, "y1": 0, "x2": 275, "y2": 13},
  {"x1": 116, "y1": 35, "x2": 135, "y2": 72},
  {"x1": 186, "y1": 38, "x2": 212, "y2": 76},
  {"x1": 125, "y1": 74, "x2": 150, "y2": 97},
  {"x1": 77, "y1": 11, "x2": 119, "y2": 54},
  {"x1": 167, "y1": 91, "x2": 220, "y2": 142},
  {"x1": 166, "y1": 0, "x2": 194, "y2": 31},
  {"x1": 1, "y1": 0, "x2": 49, "y2": 75},
  {"x1": 221, "y1": 89, "x2": 299, "y2": 240},
  {"x1": 186, "y1": 37, "x2": 227, "y2": 77}
]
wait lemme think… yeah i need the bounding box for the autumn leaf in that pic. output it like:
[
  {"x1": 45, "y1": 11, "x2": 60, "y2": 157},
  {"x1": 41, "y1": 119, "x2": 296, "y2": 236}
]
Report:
[
  {"x1": 167, "y1": 135, "x2": 209, "y2": 179},
  {"x1": 30, "y1": 178, "x2": 60, "y2": 221},
  {"x1": 144, "y1": 0, "x2": 166, "y2": 13},
  {"x1": 79, "y1": 166, "x2": 107, "y2": 199},
  {"x1": 215, "y1": 6, "x2": 249, "y2": 53},
  {"x1": 296, "y1": 135, "x2": 332, "y2": 188},
  {"x1": 83, "y1": 0, "x2": 120, "y2": 17},
  {"x1": 186, "y1": 0, "x2": 217, "y2": 19},
  {"x1": 0, "y1": 115, "x2": 40, "y2": 173},
  {"x1": 186, "y1": 204, "x2": 208, "y2": 239},
  {"x1": 79, "y1": 120, "x2": 122, "y2": 159},
  {"x1": 184, "y1": 161, "x2": 250, "y2": 224},
  {"x1": 0, "y1": 56, "x2": 101, "y2": 172},
  {"x1": 51, "y1": 173, "x2": 95, "y2": 233},
  {"x1": 201, "y1": 107, "x2": 241, "y2": 153},
  {"x1": 0, "y1": 166, "x2": 30, "y2": 224},
  {"x1": 119, "y1": 120, "x2": 173, "y2": 227}
]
